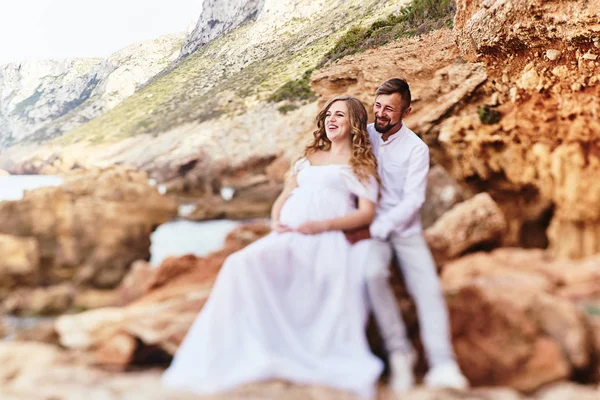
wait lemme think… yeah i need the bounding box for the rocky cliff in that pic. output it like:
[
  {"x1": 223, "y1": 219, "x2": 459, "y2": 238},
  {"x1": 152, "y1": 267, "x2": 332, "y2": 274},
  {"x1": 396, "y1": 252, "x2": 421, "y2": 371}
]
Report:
[
  {"x1": 0, "y1": 34, "x2": 184, "y2": 149},
  {"x1": 443, "y1": 0, "x2": 600, "y2": 258},
  {"x1": 181, "y1": 0, "x2": 265, "y2": 56}
]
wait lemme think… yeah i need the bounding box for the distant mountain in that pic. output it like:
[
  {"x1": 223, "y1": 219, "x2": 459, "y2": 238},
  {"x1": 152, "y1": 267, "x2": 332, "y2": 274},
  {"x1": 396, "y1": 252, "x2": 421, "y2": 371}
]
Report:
[{"x1": 0, "y1": 33, "x2": 184, "y2": 149}]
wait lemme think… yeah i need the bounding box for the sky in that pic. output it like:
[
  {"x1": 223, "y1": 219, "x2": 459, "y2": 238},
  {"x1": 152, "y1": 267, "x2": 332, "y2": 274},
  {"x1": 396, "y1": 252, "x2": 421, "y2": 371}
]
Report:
[{"x1": 0, "y1": 0, "x2": 203, "y2": 65}]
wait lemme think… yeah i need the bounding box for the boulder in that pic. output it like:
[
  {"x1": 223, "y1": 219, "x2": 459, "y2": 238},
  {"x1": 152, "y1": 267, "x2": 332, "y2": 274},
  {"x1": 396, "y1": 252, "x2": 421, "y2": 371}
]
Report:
[
  {"x1": 0, "y1": 166, "x2": 178, "y2": 290},
  {"x1": 425, "y1": 193, "x2": 507, "y2": 265},
  {"x1": 0, "y1": 234, "x2": 40, "y2": 298}
]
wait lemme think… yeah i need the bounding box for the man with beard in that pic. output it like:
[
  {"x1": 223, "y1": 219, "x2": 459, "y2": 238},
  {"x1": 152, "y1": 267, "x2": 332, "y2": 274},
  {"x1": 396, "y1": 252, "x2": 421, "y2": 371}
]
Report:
[{"x1": 347, "y1": 78, "x2": 469, "y2": 393}]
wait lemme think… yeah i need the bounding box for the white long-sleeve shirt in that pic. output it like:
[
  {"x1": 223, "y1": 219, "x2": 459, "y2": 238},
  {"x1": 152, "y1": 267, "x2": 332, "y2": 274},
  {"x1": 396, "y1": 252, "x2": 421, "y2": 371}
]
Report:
[{"x1": 367, "y1": 122, "x2": 429, "y2": 240}]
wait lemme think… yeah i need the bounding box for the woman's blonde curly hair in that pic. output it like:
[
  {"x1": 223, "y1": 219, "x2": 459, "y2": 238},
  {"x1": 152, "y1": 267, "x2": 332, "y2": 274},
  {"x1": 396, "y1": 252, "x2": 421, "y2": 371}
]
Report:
[{"x1": 303, "y1": 96, "x2": 379, "y2": 185}]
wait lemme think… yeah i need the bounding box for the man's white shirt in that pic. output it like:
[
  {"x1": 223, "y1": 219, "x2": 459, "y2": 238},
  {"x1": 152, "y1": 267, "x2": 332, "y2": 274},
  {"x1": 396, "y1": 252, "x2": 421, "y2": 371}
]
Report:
[{"x1": 367, "y1": 122, "x2": 429, "y2": 240}]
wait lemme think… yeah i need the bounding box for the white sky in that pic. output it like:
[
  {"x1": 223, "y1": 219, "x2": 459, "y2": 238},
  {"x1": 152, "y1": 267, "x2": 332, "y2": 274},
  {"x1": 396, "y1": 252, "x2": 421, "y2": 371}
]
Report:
[{"x1": 0, "y1": 1, "x2": 203, "y2": 65}]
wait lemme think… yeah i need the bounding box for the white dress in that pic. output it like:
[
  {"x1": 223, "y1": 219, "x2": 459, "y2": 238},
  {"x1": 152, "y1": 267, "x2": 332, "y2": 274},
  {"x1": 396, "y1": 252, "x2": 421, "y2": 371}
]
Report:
[{"x1": 161, "y1": 158, "x2": 383, "y2": 398}]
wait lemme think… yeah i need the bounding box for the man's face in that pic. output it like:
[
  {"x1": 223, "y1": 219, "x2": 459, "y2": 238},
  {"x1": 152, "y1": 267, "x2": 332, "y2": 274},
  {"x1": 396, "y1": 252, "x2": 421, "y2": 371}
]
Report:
[{"x1": 373, "y1": 93, "x2": 410, "y2": 134}]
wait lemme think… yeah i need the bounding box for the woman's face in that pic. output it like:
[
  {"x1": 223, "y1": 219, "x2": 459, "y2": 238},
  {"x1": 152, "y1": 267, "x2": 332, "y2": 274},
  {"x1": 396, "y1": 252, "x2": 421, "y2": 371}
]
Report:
[{"x1": 324, "y1": 101, "x2": 351, "y2": 142}]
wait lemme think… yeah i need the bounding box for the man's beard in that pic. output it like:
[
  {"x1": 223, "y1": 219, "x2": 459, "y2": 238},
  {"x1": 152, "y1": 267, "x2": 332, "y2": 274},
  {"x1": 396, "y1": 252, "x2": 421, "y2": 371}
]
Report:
[{"x1": 374, "y1": 117, "x2": 400, "y2": 133}]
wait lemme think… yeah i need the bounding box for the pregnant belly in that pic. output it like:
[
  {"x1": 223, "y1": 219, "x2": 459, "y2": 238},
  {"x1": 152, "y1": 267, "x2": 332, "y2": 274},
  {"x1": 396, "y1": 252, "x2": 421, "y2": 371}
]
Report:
[{"x1": 279, "y1": 191, "x2": 353, "y2": 228}]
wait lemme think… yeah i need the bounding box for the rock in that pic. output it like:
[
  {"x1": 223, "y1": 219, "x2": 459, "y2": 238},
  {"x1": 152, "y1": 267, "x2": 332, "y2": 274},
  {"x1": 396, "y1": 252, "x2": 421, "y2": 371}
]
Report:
[
  {"x1": 424, "y1": 193, "x2": 507, "y2": 265},
  {"x1": 93, "y1": 332, "x2": 137, "y2": 367},
  {"x1": 0, "y1": 167, "x2": 178, "y2": 289},
  {"x1": 0, "y1": 342, "x2": 63, "y2": 382},
  {"x1": 421, "y1": 165, "x2": 466, "y2": 229},
  {"x1": 517, "y1": 64, "x2": 540, "y2": 90},
  {"x1": 504, "y1": 337, "x2": 571, "y2": 392},
  {"x1": 0, "y1": 342, "x2": 189, "y2": 400},
  {"x1": 56, "y1": 307, "x2": 128, "y2": 350},
  {"x1": 534, "y1": 382, "x2": 600, "y2": 400},
  {"x1": 546, "y1": 50, "x2": 561, "y2": 61},
  {"x1": 441, "y1": 248, "x2": 600, "y2": 390},
  {"x1": 531, "y1": 294, "x2": 591, "y2": 369},
  {"x1": 398, "y1": 387, "x2": 524, "y2": 400},
  {"x1": 117, "y1": 260, "x2": 154, "y2": 306},
  {"x1": 266, "y1": 156, "x2": 293, "y2": 183},
  {"x1": 73, "y1": 289, "x2": 119, "y2": 311},
  {"x1": 0, "y1": 234, "x2": 40, "y2": 298},
  {"x1": 1, "y1": 286, "x2": 117, "y2": 317},
  {"x1": 446, "y1": 283, "x2": 569, "y2": 391},
  {"x1": 181, "y1": 0, "x2": 264, "y2": 56},
  {"x1": 2, "y1": 284, "x2": 74, "y2": 316},
  {"x1": 444, "y1": 0, "x2": 600, "y2": 257},
  {"x1": 589, "y1": 314, "x2": 600, "y2": 380},
  {"x1": 187, "y1": 181, "x2": 283, "y2": 221}
]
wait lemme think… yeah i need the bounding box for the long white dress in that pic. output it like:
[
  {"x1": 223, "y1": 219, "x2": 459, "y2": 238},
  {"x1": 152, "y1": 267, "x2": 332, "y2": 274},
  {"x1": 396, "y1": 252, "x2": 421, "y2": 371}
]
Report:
[{"x1": 161, "y1": 158, "x2": 383, "y2": 398}]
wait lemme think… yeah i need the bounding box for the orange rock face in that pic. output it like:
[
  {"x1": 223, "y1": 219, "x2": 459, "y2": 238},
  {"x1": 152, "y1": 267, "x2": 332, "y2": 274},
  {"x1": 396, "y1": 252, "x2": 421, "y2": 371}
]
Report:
[{"x1": 446, "y1": 0, "x2": 600, "y2": 257}]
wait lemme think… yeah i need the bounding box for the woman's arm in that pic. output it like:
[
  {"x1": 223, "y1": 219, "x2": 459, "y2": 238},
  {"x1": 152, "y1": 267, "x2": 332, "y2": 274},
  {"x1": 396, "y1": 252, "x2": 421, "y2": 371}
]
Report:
[
  {"x1": 296, "y1": 197, "x2": 376, "y2": 234},
  {"x1": 270, "y1": 174, "x2": 297, "y2": 223}
]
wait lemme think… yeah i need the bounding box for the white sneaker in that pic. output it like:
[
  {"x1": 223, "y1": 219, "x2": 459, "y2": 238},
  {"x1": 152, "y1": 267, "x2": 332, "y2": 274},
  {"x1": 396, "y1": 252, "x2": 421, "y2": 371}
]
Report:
[
  {"x1": 388, "y1": 351, "x2": 416, "y2": 394},
  {"x1": 424, "y1": 361, "x2": 469, "y2": 389}
]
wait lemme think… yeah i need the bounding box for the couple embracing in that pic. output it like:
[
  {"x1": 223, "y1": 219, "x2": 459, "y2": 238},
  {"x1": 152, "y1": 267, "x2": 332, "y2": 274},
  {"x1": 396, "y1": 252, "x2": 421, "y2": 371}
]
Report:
[{"x1": 162, "y1": 79, "x2": 469, "y2": 398}]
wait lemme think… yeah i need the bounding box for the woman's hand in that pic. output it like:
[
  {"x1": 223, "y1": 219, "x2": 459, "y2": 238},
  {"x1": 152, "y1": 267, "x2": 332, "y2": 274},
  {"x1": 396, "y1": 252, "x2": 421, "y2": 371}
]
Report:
[
  {"x1": 271, "y1": 220, "x2": 293, "y2": 234},
  {"x1": 296, "y1": 220, "x2": 330, "y2": 235}
]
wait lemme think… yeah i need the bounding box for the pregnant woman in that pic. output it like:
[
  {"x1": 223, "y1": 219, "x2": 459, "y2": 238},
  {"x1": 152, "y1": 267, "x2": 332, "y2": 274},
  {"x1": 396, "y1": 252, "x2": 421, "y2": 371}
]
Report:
[{"x1": 162, "y1": 96, "x2": 383, "y2": 399}]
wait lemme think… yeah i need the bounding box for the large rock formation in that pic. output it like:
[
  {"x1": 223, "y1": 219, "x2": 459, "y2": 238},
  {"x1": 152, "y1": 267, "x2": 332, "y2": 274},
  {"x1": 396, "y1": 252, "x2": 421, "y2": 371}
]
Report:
[
  {"x1": 0, "y1": 234, "x2": 40, "y2": 294},
  {"x1": 0, "y1": 34, "x2": 184, "y2": 150},
  {"x1": 0, "y1": 167, "x2": 177, "y2": 293},
  {"x1": 425, "y1": 192, "x2": 507, "y2": 264},
  {"x1": 443, "y1": 0, "x2": 600, "y2": 258},
  {"x1": 442, "y1": 248, "x2": 600, "y2": 391}
]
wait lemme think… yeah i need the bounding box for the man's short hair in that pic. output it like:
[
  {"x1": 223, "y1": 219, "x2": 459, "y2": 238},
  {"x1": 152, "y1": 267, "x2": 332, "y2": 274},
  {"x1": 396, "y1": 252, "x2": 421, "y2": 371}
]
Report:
[{"x1": 375, "y1": 78, "x2": 411, "y2": 108}]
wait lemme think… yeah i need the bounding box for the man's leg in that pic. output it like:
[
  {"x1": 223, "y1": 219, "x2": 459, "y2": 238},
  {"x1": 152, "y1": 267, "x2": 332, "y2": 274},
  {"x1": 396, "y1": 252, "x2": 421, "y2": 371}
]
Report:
[
  {"x1": 354, "y1": 239, "x2": 415, "y2": 392},
  {"x1": 390, "y1": 233, "x2": 468, "y2": 388}
]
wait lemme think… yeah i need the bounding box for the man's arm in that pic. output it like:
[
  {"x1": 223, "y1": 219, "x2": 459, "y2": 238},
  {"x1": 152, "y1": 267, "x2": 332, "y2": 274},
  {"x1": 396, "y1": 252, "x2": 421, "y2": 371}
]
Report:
[{"x1": 369, "y1": 144, "x2": 429, "y2": 240}]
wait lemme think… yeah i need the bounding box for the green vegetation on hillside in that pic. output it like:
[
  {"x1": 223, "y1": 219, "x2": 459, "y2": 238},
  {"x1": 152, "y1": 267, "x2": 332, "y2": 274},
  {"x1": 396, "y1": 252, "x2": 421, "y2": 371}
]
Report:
[
  {"x1": 269, "y1": 0, "x2": 456, "y2": 108},
  {"x1": 320, "y1": 0, "x2": 456, "y2": 66},
  {"x1": 268, "y1": 70, "x2": 316, "y2": 103}
]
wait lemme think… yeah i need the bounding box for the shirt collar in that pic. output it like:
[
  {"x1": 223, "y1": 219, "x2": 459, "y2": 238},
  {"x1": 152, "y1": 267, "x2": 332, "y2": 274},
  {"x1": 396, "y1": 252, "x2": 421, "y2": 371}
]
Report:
[{"x1": 378, "y1": 121, "x2": 407, "y2": 145}]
